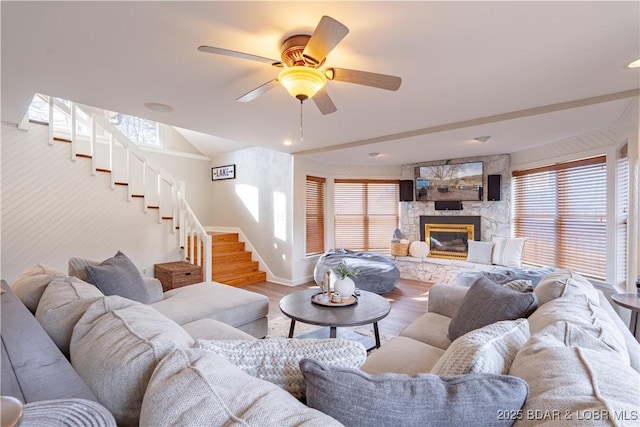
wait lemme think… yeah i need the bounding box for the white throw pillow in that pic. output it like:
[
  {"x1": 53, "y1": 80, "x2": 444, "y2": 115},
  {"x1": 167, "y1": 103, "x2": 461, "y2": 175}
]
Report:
[
  {"x1": 195, "y1": 338, "x2": 367, "y2": 399},
  {"x1": 466, "y1": 241, "x2": 494, "y2": 265},
  {"x1": 491, "y1": 237, "x2": 527, "y2": 268},
  {"x1": 11, "y1": 264, "x2": 67, "y2": 312},
  {"x1": 534, "y1": 268, "x2": 599, "y2": 306},
  {"x1": 409, "y1": 241, "x2": 429, "y2": 258},
  {"x1": 431, "y1": 319, "x2": 530, "y2": 375},
  {"x1": 70, "y1": 295, "x2": 194, "y2": 426},
  {"x1": 140, "y1": 348, "x2": 340, "y2": 427},
  {"x1": 35, "y1": 277, "x2": 104, "y2": 356}
]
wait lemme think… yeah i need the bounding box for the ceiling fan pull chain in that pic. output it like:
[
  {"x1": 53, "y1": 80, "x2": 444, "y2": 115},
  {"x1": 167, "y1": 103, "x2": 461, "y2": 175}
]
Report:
[{"x1": 300, "y1": 100, "x2": 304, "y2": 142}]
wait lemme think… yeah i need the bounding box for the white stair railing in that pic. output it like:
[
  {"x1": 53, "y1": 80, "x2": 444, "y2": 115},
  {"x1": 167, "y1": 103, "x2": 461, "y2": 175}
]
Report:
[{"x1": 46, "y1": 97, "x2": 212, "y2": 281}]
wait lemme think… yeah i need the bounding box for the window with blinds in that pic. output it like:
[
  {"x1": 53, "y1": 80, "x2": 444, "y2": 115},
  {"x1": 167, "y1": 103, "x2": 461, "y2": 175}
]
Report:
[
  {"x1": 305, "y1": 176, "x2": 326, "y2": 256},
  {"x1": 334, "y1": 179, "x2": 399, "y2": 252},
  {"x1": 512, "y1": 156, "x2": 607, "y2": 280},
  {"x1": 616, "y1": 144, "x2": 629, "y2": 288}
]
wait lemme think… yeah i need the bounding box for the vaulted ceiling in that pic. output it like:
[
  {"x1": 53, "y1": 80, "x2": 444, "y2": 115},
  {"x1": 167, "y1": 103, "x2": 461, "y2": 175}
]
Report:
[{"x1": 2, "y1": 1, "x2": 638, "y2": 165}]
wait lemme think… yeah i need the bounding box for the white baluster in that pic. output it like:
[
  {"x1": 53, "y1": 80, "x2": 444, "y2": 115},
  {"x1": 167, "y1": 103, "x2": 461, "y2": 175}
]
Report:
[{"x1": 48, "y1": 96, "x2": 54, "y2": 145}]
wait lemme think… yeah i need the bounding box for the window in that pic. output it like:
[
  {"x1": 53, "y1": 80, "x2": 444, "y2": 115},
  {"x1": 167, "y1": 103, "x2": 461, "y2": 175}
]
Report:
[
  {"x1": 109, "y1": 113, "x2": 160, "y2": 147},
  {"x1": 334, "y1": 180, "x2": 399, "y2": 252},
  {"x1": 617, "y1": 144, "x2": 629, "y2": 288},
  {"x1": 512, "y1": 156, "x2": 607, "y2": 280},
  {"x1": 306, "y1": 176, "x2": 326, "y2": 256}
]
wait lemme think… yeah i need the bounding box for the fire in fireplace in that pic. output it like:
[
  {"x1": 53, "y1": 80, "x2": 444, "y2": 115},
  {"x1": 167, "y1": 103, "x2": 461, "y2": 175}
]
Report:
[{"x1": 419, "y1": 215, "x2": 482, "y2": 260}]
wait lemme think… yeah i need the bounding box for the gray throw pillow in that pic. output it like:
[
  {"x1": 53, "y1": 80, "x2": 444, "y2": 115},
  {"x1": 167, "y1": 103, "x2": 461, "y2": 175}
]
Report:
[
  {"x1": 300, "y1": 359, "x2": 528, "y2": 427},
  {"x1": 448, "y1": 276, "x2": 537, "y2": 341},
  {"x1": 85, "y1": 251, "x2": 151, "y2": 304}
]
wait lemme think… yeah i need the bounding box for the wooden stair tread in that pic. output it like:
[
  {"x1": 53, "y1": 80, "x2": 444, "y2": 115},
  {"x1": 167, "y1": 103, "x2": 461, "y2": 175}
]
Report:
[
  {"x1": 214, "y1": 270, "x2": 267, "y2": 287},
  {"x1": 212, "y1": 260, "x2": 259, "y2": 274}
]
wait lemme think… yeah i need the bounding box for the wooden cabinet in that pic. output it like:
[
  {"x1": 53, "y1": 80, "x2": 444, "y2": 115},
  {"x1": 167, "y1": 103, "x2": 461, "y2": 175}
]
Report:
[{"x1": 154, "y1": 261, "x2": 203, "y2": 291}]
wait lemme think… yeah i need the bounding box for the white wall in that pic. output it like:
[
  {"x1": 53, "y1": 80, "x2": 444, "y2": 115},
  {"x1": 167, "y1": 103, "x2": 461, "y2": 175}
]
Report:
[
  {"x1": 209, "y1": 147, "x2": 294, "y2": 284},
  {"x1": 0, "y1": 122, "x2": 211, "y2": 283},
  {"x1": 292, "y1": 157, "x2": 402, "y2": 285}
]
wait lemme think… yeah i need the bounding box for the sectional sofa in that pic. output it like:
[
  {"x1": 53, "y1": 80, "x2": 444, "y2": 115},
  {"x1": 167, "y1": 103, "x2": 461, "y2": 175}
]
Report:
[{"x1": 3, "y1": 263, "x2": 640, "y2": 426}]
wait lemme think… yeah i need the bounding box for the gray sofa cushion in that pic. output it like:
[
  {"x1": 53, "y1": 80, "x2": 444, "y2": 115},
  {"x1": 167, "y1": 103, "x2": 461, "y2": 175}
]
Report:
[
  {"x1": 301, "y1": 359, "x2": 528, "y2": 427},
  {"x1": 140, "y1": 348, "x2": 341, "y2": 427},
  {"x1": 448, "y1": 276, "x2": 537, "y2": 341},
  {"x1": 509, "y1": 329, "x2": 640, "y2": 426},
  {"x1": 70, "y1": 295, "x2": 193, "y2": 427},
  {"x1": 84, "y1": 251, "x2": 152, "y2": 304}
]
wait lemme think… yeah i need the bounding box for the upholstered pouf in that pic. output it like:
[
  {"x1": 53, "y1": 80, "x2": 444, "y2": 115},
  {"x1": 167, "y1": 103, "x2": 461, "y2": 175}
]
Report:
[{"x1": 314, "y1": 249, "x2": 400, "y2": 294}]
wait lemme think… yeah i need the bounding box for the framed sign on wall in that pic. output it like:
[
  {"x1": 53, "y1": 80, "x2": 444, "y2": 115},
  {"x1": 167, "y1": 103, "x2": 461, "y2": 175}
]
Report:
[{"x1": 211, "y1": 164, "x2": 236, "y2": 181}]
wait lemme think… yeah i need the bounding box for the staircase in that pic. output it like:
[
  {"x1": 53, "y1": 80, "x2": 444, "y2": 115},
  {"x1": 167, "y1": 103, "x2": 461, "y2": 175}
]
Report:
[
  {"x1": 188, "y1": 232, "x2": 267, "y2": 287},
  {"x1": 39, "y1": 95, "x2": 212, "y2": 280}
]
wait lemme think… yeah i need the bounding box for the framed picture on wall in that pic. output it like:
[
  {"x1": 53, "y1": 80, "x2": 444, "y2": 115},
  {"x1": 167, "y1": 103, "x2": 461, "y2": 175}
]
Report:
[{"x1": 211, "y1": 164, "x2": 236, "y2": 181}]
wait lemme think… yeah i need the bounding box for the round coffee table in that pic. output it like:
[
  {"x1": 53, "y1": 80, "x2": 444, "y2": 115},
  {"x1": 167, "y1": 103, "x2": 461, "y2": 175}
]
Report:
[
  {"x1": 611, "y1": 293, "x2": 640, "y2": 335},
  {"x1": 279, "y1": 288, "x2": 391, "y2": 349}
]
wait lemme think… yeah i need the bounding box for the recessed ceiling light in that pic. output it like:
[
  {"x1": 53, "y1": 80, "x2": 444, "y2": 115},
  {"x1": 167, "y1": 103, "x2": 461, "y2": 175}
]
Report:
[
  {"x1": 473, "y1": 136, "x2": 491, "y2": 143},
  {"x1": 369, "y1": 152, "x2": 381, "y2": 157},
  {"x1": 143, "y1": 102, "x2": 175, "y2": 113},
  {"x1": 627, "y1": 59, "x2": 640, "y2": 68},
  {"x1": 283, "y1": 140, "x2": 293, "y2": 146}
]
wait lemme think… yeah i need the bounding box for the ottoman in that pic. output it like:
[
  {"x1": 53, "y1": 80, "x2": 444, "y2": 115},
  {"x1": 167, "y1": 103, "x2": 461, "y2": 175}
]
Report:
[{"x1": 314, "y1": 249, "x2": 400, "y2": 294}]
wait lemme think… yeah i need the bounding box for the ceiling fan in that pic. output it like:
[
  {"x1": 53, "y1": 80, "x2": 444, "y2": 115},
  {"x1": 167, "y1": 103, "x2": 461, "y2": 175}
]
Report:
[{"x1": 198, "y1": 16, "x2": 401, "y2": 115}]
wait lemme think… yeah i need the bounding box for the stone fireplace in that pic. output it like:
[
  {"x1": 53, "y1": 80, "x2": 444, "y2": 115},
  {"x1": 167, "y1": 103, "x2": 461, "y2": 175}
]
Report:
[{"x1": 420, "y1": 216, "x2": 481, "y2": 260}]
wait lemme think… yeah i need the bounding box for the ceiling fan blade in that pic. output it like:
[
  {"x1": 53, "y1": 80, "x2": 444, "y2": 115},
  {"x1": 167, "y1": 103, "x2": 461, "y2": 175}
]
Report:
[
  {"x1": 326, "y1": 68, "x2": 402, "y2": 91},
  {"x1": 302, "y1": 16, "x2": 349, "y2": 65},
  {"x1": 312, "y1": 88, "x2": 337, "y2": 115},
  {"x1": 236, "y1": 79, "x2": 280, "y2": 102},
  {"x1": 198, "y1": 45, "x2": 280, "y2": 65}
]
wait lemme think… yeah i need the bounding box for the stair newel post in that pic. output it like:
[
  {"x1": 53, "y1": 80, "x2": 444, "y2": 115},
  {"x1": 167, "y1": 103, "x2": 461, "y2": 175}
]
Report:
[
  {"x1": 156, "y1": 173, "x2": 162, "y2": 224},
  {"x1": 48, "y1": 96, "x2": 54, "y2": 145},
  {"x1": 141, "y1": 161, "x2": 148, "y2": 213},
  {"x1": 70, "y1": 102, "x2": 77, "y2": 161},
  {"x1": 125, "y1": 146, "x2": 132, "y2": 201},
  {"x1": 108, "y1": 132, "x2": 115, "y2": 189},
  {"x1": 204, "y1": 233, "x2": 212, "y2": 282},
  {"x1": 89, "y1": 112, "x2": 96, "y2": 176}
]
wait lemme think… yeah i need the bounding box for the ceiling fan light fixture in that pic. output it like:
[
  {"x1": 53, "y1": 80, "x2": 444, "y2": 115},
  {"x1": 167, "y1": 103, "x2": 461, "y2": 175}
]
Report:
[
  {"x1": 278, "y1": 66, "x2": 327, "y2": 101},
  {"x1": 627, "y1": 59, "x2": 640, "y2": 68}
]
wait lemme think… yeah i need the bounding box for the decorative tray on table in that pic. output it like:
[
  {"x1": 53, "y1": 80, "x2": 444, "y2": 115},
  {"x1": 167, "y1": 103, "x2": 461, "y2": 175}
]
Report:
[{"x1": 311, "y1": 293, "x2": 358, "y2": 307}]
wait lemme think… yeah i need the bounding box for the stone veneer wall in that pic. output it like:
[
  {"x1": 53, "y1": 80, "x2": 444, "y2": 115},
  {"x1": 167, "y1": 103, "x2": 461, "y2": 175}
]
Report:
[{"x1": 400, "y1": 154, "x2": 511, "y2": 242}]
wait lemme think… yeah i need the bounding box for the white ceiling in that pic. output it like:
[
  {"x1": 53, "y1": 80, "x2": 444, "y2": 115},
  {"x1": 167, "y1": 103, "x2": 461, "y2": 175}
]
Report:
[{"x1": 2, "y1": 1, "x2": 638, "y2": 166}]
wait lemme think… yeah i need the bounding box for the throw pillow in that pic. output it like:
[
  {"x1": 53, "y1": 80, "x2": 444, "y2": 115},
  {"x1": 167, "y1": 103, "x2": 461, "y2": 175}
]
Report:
[
  {"x1": 84, "y1": 251, "x2": 151, "y2": 304},
  {"x1": 140, "y1": 348, "x2": 340, "y2": 427},
  {"x1": 503, "y1": 279, "x2": 534, "y2": 293},
  {"x1": 300, "y1": 359, "x2": 528, "y2": 427},
  {"x1": 448, "y1": 276, "x2": 538, "y2": 341},
  {"x1": 491, "y1": 236, "x2": 527, "y2": 268},
  {"x1": 431, "y1": 319, "x2": 530, "y2": 375},
  {"x1": 408, "y1": 241, "x2": 429, "y2": 258},
  {"x1": 466, "y1": 241, "x2": 494, "y2": 264},
  {"x1": 195, "y1": 338, "x2": 367, "y2": 399},
  {"x1": 533, "y1": 268, "x2": 599, "y2": 306},
  {"x1": 35, "y1": 277, "x2": 104, "y2": 356},
  {"x1": 11, "y1": 264, "x2": 67, "y2": 312},
  {"x1": 70, "y1": 295, "x2": 193, "y2": 426},
  {"x1": 69, "y1": 256, "x2": 100, "y2": 282}
]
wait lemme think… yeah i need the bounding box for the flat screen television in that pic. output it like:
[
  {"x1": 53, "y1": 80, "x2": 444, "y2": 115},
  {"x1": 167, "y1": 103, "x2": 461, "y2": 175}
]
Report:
[{"x1": 415, "y1": 161, "x2": 483, "y2": 201}]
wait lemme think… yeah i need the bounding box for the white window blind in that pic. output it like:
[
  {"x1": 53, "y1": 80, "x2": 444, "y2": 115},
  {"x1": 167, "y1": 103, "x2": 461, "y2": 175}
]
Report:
[
  {"x1": 616, "y1": 144, "x2": 629, "y2": 288},
  {"x1": 334, "y1": 180, "x2": 399, "y2": 252},
  {"x1": 512, "y1": 156, "x2": 607, "y2": 280},
  {"x1": 305, "y1": 176, "x2": 326, "y2": 256}
]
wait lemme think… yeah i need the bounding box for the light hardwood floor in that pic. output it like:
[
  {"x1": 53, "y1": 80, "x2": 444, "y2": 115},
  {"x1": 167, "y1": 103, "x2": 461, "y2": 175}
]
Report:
[{"x1": 243, "y1": 278, "x2": 434, "y2": 338}]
